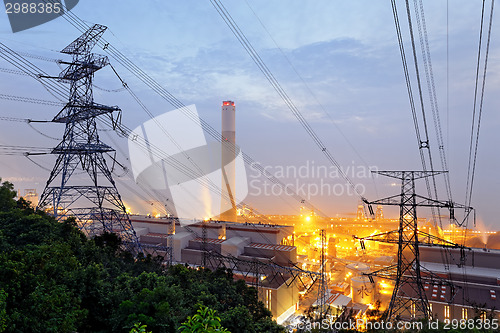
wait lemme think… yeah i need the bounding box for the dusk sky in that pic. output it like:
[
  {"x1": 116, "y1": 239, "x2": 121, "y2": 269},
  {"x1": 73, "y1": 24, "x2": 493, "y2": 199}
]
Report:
[{"x1": 0, "y1": 1, "x2": 498, "y2": 228}]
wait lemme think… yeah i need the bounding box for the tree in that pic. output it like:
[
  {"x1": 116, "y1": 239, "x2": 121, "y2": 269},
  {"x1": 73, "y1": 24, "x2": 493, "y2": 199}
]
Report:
[
  {"x1": 129, "y1": 322, "x2": 152, "y2": 333},
  {"x1": 178, "y1": 305, "x2": 229, "y2": 333},
  {"x1": 0, "y1": 180, "x2": 15, "y2": 212},
  {"x1": 0, "y1": 289, "x2": 7, "y2": 333}
]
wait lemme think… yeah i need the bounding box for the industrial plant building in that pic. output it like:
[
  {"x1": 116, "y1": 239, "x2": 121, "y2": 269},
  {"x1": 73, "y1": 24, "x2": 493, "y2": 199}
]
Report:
[
  {"x1": 407, "y1": 246, "x2": 500, "y2": 321},
  {"x1": 130, "y1": 215, "x2": 299, "y2": 324}
]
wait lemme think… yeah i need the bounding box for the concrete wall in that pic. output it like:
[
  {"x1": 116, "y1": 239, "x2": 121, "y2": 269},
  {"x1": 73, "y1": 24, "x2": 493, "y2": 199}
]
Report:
[
  {"x1": 429, "y1": 301, "x2": 500, "y2": 321},
  {"x1": 420, "y1": 246, "x2": 500, "y2": 270},
  {"x1": 131, "y1": 217, "x2": 174, "y2": 234},
  {"x1": 259, "y1": 278, "x2": 298, "y2": 322},
  {"x1": 221, "y1": 237, "x2": 250, "y2": 257},
  {"x1": 276, "y1": 278, "x2": 298, "y2": 320},
  {"x1": 140, "y1": 234, "x2": 168, "y2": 246},
  {"x1": 181, "y1": 248, "x2": 203, "y2": 266},
  {"x1": 275, "y1": 247, "x2": 297, "y2": 265},
  {"x1": 244, "y1": 246, "x2": 274, "y2": 259},
  {"x1": 134, "y1": 227, "x2": 150, "y2": 237},
  {"x1": 187, "y1": 239, "x2": 222, "y2": 253},
  {"x1": 179, "y1": 223, "x2": 224, "y2": 239},
  {"x1": 226, "y1": 225, "x2": 281, "y2": 244},
  {"x1": 172, "y1": 232, "x2": 194, "y2": 262}
]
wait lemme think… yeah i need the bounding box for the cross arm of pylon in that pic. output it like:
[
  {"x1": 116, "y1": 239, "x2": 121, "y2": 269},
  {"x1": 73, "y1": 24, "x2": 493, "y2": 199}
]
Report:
[
  {"x1": 354, "y1": 229, "x2": 471, "y2": 249},
  {"x1": 416, "y1": 231, "x2": 471, "y2": 249},
  {"x1": 374, "y1": 170, "x2": 447, "y2": 180},
  {"x1": 363, "y1": 194, "x2": 472, "y2": 222},
  {"x1": 412, "y1": 195, "x2": 470, "y2": 210},
  {"x1": 354, "y1": 230, "x2": 400, "y2": 246},
  {"x1": 51, "y1": 102, "x2": 120, "y2": 123},
  {"x1": 362, "y1": 263, "x2": 461, "y2": 297},
  {"x1": 58, "y1": 55, "x2": 109, "y2": 80},
  {"x1": 61, "y1": 24, "x2": 107, "y2": 55},
  {"x1": 361, "y1": 264, "x2": 398, "y2": 283}
]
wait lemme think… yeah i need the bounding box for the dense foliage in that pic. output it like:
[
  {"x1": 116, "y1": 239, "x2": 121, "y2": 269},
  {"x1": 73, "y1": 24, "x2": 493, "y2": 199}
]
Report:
[
  {"x1": 0, "y1": 179, "x2": 283, "y2": 332},
  {"x1": 178, "y1": 305, "x2": 229, "y2": 332}
]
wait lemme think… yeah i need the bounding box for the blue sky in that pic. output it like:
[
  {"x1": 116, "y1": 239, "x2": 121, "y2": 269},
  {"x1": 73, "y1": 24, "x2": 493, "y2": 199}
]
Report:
[{"x1": 0, "y1": 1, "x2": 499, "y2": 228}]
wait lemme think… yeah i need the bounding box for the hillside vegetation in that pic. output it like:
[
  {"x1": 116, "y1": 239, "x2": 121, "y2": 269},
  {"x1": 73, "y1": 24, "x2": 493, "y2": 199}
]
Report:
[{"x1": 0, "y1": 179, "x2": 283, "y2": 333}]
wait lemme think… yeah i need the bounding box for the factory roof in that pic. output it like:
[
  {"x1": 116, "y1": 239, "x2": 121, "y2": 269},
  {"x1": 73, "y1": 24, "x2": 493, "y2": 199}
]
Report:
[
  {"x1": 130, "y1": 216, "x2": 174, "y2": 225},
  {"x1": 131, "y1": 216, "x2": 292, "y2": 230},
  {"x1": 248, "y1": 243, "x2": 296, "y2": 252},
  {"x1": 183, "y1": 221, "x2": 225, "y2": 229},
  {"x1": 222, "y1": 236, "x2": 250, "y2": 246},
  {"x1": 312, "y1": 292, "x2": 352, "y2": 308},
  {"x1": 226, "y1": 222, "x2": 292, "y2": 231},
  {"x1": 421, "y1": 261, "x2": 500, "y2": 280},
  {"x1": 146, "y1": 232, "x2": 170, "y2": 238},
  {"x1": 193, "y1": 237, "x2": 225, "y2": 244},
  {"x1": 327, "y1": 293, "x2": 352, "y2": 308},
  {"x1": 230, "y1": 272, "x2": 293, "y2": 289},
  {"x1": 331, "y1": 282, "x2": 350, "y2": 292}
]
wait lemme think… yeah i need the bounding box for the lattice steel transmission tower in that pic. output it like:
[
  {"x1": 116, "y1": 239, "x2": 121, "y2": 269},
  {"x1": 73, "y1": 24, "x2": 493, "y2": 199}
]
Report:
[
  {"x1": 356, "y1": 171, "x2": 470, "y2": 321},
  {"x1": 202, "y1": 220, "x2": 207, "y2": 267},
  {"x1": 37, "y1": 24, "x2": 141, "y2": 253},
  {"x1": 316, "y1": 229, "x2": 328, "y2": 318}
]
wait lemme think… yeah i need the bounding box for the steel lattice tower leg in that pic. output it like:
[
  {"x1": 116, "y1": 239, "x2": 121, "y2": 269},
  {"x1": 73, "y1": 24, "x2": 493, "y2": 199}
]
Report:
[
  {"x1": 354, "y1": 170, "x2": 468, "y2": 321},
  {"x1": 387, "y1": 171, "x2": 430, "y2": 320},
  {"x1": 316, "y1": 229, "x2": 328, "y2": 319},
  {"x1": 356, "y1": 170, "x2": 472, "y2": 322},
  {"x1": 36, "y1": 24, "x2": 141, "y2": 254},
  {"x1": 202, "y1": 220, "x2": 207, "y2": 267}
]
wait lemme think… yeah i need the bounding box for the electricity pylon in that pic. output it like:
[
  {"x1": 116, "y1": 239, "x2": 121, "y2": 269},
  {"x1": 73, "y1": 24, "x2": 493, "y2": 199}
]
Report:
[
  {"x1": 316, "y1": 229, "x2": 329, "y2": 319},
  {"x1": 356, "y1": 171, "x2": 471, "y2": 321},
  {"x1": 37, "y1": 24, "x2": 141, "y2": 253}
]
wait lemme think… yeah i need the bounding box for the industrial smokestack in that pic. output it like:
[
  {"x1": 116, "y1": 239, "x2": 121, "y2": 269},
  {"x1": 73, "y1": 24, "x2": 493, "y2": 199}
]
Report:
[{"x1": 220, "y1": 101, "x2": 237, "y2": 222}]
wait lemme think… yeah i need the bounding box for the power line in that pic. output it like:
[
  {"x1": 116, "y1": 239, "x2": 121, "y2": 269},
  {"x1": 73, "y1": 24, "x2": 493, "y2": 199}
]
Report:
[
  {"x1": 209, "y1": 0, "x2": 365, "y2": 199},
  {"x1": 243, "y1": 0, "x2": 380, "y2": 198},
  {"x1": 0, "y1": 42, "x2": 68, "y2": 102},
  {"x1": 403, "y1": 0, "x2": 440, "y2": 210},
  {"x1": 465, "y1": 0, "x2": 495, "y2": 217},
  {"x1": 391, "y1": 0, "x2": 455, "y2": 277},
  {"x1": 0, "y1": 116, "x2": 29, "y2": 122},
  {"x1": 446, "y1": 0, "x2": 450, "y2": 183},
  {"x1": 0, "y1": 144, "x2": 51, "y2": 156},
  {"x1": 0, "y1": 45, "x2": 278, "y2": 222},
  {"x1": 0, "y1": 93, "x2": 63, "y2": 106},
  {"x1": 5, "y1": 1, "x2": 364, "y2": 223},
  {"x1": 40, "y1": 1, "x2": 330, "y2": 218},
  {"x1": 92, "y1": 83, "x2": 126, "y2": 93},
  {"x1": 1, "y1": 6, "x2": 333, "y2": 272},
  {"x1": 0, "y1": 66, "x2": 32, "y2": 76},
  {"x1": 413, "y1": 0, "x2": 453, "y2": 203},
  {"x1": 390, "y1": 0, "x2": 447, "y2": 231}
]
